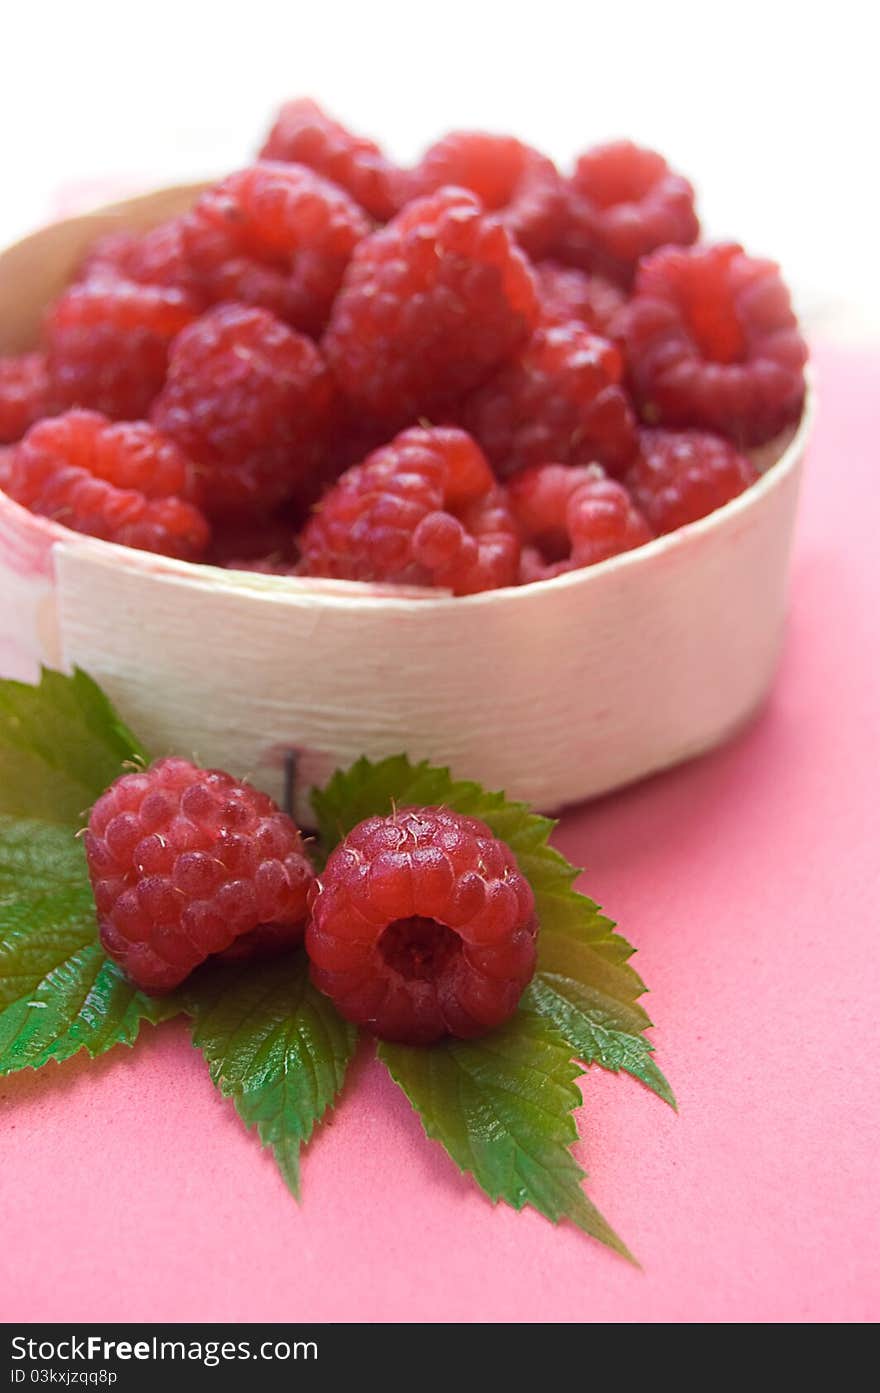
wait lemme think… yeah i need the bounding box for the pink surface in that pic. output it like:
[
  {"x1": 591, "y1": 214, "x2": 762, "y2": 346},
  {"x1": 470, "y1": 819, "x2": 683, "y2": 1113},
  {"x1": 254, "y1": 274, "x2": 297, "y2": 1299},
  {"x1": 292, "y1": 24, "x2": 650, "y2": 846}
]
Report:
[{"x1": 1, "y1": 343, "x2": 879, "y2": 1324}]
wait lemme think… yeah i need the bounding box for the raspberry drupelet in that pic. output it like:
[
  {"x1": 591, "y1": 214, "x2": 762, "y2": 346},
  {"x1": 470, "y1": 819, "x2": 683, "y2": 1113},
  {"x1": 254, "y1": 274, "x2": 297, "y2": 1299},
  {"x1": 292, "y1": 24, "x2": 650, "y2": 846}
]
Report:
[
  {"x1": 625, "y1": 427, "x2": 758, "y2": 534},
  {"x1": 510, "y1": 463, "x2": 653, "y2": 581},
  {"x1": 535, "y1": 262, "x2": 627, "y2": 337},
  {"x1": 182, "y1": 162, "x2": 371, "y2": 336},
  {"x1": 0, "y1": 353, "x2": 51, "y2": 443},
  {"x1": 45, "y1": 279, "x2": 196, "y2": 420},
  {"x1": 297, "y1": 425, "x2": 520, "y2": 595},
  {"x1": 408, "y1": 130, "x2": 564, "y2": 258},
  {"x1": 322, "y1": 187, "x2": 539, "y2": 425},
  {"x1": 151, "y1": 303, "x2": 335, "y2": 519},
  {"x1": 460, "y1": 320, "x2": 637, "y2": 479},
  {"x1": 260, "y1": 97, "x2": 401, "y2": 221},
  {"x1": 618, "y1": 242, "x2": 808, "y2": 446},
  {"x1": 85, "y1": 758, "x2": 315, "y2": 992},
  {"x1": 552, "y1": 141, "x2": 699, "y2": 286},
  {"x1": 6, "y1": 410, "x2": 210, "y2": 561},
  {"x1": 306, "y1": 806, "x2": 538, "y2": 1044}
]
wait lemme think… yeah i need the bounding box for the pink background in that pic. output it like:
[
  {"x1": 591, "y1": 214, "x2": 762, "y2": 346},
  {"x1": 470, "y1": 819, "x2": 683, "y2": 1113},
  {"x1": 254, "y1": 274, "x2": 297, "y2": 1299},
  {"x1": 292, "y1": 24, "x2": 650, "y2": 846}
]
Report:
[{"x1": 1, "y1": 343, "x2": 878, "y2": 1323}]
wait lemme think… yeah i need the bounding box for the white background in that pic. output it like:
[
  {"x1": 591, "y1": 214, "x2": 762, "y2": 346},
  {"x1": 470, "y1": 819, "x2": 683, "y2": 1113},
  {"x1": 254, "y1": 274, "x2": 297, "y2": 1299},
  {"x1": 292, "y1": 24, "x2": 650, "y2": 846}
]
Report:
[{"x1": 0, "y1": 0, "x2": 875, "y2": 341}]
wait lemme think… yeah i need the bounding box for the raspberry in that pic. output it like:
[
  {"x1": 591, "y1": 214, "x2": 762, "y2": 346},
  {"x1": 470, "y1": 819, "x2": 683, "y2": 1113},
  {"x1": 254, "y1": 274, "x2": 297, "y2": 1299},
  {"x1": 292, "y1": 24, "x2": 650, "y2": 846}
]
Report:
[
  {"x1": 551, "y1": 141, "x2": 699, "y2": 285},
  {"x1": 84, "y1": 757, "x2": 315, "y2": 992},
  {"x1": 183, "y1": 163, "x2": 370, "y2": 335},
  {"x1": 408, "y1": 131, "x2": 563, "y2": 258},
  {"x1": 151, "y1": 303, "x2": 335, "y2": 519},
  {"x1": 618, "y1": 242, "x2": 808, "y2": 446},
  {"x1": 259, "y1": 97, "x2": 400, "y2": 220},
  {"x1": 322, "y1": 188, "x2": 539, "y2": 424},
  {"x1": 44, "y1": 279, "x2": 196, "y2": 420},
  {"x1": 510, "y1": 462, "x2": 653, "y2": 581},
  {"x1": 460, "y1": 320, "x2": 637, "y2": 479},
  {"x1": 0, "y1": 353, "x2": 51, "y2": 443},
  {"x1": 77, "y1": 222, "x2": 196, "y2": 294},
  {"x1": 0, "y1": 447, "x2": 12, "y2": 491},
  {"x1": 625, "y1": 427, "x2": 758, "y2": 534},
  {"x1": 535, "y1": 261, "x2": 626, "y2": 337},
  {"x1": 306, "y1": 806, "x2": 538, "y2": 1044},
  {"x1": 7, "y1": 410, "x2": 210, "y2": 560},
  {"x1": 298, "y1": 425, "x2": 520, "y2": 595}
]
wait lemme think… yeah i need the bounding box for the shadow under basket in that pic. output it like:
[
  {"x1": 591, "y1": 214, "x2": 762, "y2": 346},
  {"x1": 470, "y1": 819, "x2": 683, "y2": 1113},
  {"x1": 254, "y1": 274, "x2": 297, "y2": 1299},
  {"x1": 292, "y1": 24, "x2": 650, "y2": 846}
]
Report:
[{"x1": 0, "y1": 184, "x2": 812, "y2": 825}]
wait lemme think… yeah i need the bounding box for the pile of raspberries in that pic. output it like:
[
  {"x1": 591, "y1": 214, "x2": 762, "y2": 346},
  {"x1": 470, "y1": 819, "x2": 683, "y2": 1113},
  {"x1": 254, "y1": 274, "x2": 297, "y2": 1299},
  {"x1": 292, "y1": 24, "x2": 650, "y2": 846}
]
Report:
[{"x1": 0, "y1": 101, "x2": 808, "y2": 594}]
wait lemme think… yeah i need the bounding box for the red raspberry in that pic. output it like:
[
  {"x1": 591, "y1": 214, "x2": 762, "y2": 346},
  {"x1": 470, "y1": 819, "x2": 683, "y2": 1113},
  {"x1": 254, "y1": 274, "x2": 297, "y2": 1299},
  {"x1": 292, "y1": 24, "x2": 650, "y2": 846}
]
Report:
[
  {"x1": 535, "y1": 261, "x2": 626, "y2": 337},
  {"x1": 618, "y1": 242, "x2": 808, "y2": 446},
  {"x1": 259, "y1": 97, "x2": 400, "y2": 221},
  {"x1": 182, "y1": 163, "x2": 370, "y2": 335},
  {"x1": 306, "y1": 806, "x2": 538, "y2": 1044},
  {"x1": 408, "y1": 131, "x2": 563, "y2": 258},
  {"x1": 77, "y1": 222, "x2": 196, "y2": 294},
  {"x1": 0, "y1": 447, "x2": 12, "y2": 491},
  {"x1": 460, "y1": 320, "x2": 637, "y2": 479},
  {"x1": 0, "y1": 353, "x2": 51, "y2": 443},
  {"x1": 625, "y1": 427, "x2": 758, "y2": 534},
  {"x1": 510, "y1": 462, "x2": 653, "y2": 581},
  {"x1": 551, "y1": 141, "x2": 699, "y2": 285},
  {"x1": 44, "y1": 279, "x2": 196, "y2": 420},
  {"x1": 151, "y1": 303, "x2": 335, "y2": 519},
  {"x1": 85, "y1": 757, "x2": 315, "y2": 992},
  {"x1": 298, "y1": 426, "x2": 520, "y2": 595},
  {"x1": 322, "y1": 188, "x2": 539, "y2": 424},
  {"x1": 7, "y1": 410, "x2": 209, "y2": 560}
]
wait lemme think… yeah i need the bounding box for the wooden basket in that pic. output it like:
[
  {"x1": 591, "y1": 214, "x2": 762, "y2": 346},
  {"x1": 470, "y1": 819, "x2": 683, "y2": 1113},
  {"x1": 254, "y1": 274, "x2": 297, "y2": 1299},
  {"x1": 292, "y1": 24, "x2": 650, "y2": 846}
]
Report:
[{"x1": 0, "y1": 186, "x2": 811, "y2": 824}]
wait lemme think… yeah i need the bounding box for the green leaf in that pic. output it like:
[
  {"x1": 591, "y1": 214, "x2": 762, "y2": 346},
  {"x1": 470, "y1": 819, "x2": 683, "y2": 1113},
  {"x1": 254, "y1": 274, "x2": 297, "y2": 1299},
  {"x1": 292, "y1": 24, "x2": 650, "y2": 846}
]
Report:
[
  {"x1": 313, "y1": 754, "x2": 673, "y2": 1106},
  {"x1": 0, "y1": 816, "x2": 176, "y2": 1074},
  {"x1": 185, "y1": 954, "x2": 357, "y2": 1198},
  {"x1": 380, "y1": 1011, "x2": 634, "y2": 1261},
  {"x1": 0, "y1": 666, "x2": 147, "y2": 826}
]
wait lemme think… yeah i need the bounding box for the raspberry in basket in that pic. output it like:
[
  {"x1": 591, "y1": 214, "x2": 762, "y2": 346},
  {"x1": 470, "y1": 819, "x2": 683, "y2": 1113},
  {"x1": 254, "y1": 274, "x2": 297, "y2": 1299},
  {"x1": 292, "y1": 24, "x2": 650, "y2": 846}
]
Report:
[
  {"x1": 306, "y1": 806, "x2": 538, "y2": 1044},
  {"x1": 460, "y1": 320, "x2": 637, "y2": 478},
  {"x1": 322, "y1": 187, "x2": 539, "y2": 424},
  {"x1": 85, "y1": 757, "x2": 315, "y2": 992},
  {"x1": 45, "y1": 279, "x2": 196, "y2": 420},
  {"x1": 297, "y1": 425, "x2": 520, "y2": 594},
  {"x1": 0, "y1": 353, "x2": 51, "y2": 443},
  {"x1": 183, "y1": 162, "x2": 370, "y2": 335},
  {"x1": 551, "y1": 140, "x2": 699, "y2": 285},
  {"x1": 151, "y1": 303, "x2": 335, "y2": 519},
  {"x1": 407, "y1": 130, "x2": 564, "y2": 258},
  {"x1": 618, "y1": 242, "x2": 808, "y2": 446},
  {"x1": 535, "y1": 261, "x2": 627, "y2": 337},
  {"x1": 259, "y1": 97, "x2": 401, "y2": 221},
  {"x1": 6, "y1": 410, "x2": 210, "y2": 560},
  {"x1": 510, "y1": 462, "x2": 653, "y2": 581},
  {"x1": 625, "y1": 427, "x2": 758, "y2": 533}
]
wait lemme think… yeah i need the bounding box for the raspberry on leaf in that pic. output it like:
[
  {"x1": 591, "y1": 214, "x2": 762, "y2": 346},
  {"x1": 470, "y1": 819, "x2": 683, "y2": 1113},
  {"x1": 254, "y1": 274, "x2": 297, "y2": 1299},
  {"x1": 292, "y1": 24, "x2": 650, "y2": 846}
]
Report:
[
  {"x1": 306, "y1": 805, "x2": 538, "y2": 1044},
  {"x1": 84, "y1": 757, "x2": 315, "y2": 992}
]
